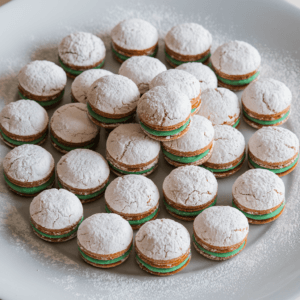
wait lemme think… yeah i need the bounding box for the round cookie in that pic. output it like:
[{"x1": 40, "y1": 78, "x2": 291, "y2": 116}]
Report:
[
  {"x1": 30, "y1": 189, "x2": 83, "y2": 242},
  {"x1": 248, "y1": 127, "x2": 299, "y2": 177},
  {"x1": 242, "y1": 78, "x2": 292, "y2": 129},
  {"x1": 58, "y1": 32, "x2": 106, "y2": 78},
  {"x1": 193, "y1": 206, "x2": 249, "y2": 261},
  {"x1": 0, "y1": 100, "x2": 49, "y2": 148},
  {"x1": 135, "y1": 219, "x2": 191, "y2": 276},
  {"x1": 232, "y1": 169, "x2": 285, "y2": 224},
  {"x1": 111, "y1": 19, "x2": 158, "y2": 63},
  {"x1": 57, "y1": 149, "x2": 110, "y2": 204},
  {"x1": 210, "y1": 40, "x2": 261, "y2": 91},
  {"x1": 137, "y1": 86, "x2": 192, "y2": 142},
  {"x1": 50, "y1": 103, "x2": 100, "y2": 154},
  {"x1": 164, "y1": 23, "x2": 212, "y2": 67},
  {"x1": 77, "y1": 213, "x2": 133, "y2": 268},
  {"x1": 163, "y1": 166, "x2": 218, "y2": 221},
  {"x1": 203, "y1": 125, "x2": 246, "y2": 178},
  {"x1": 3, "y1": 144, "x2": 55, "y2": 197},
  {"x1": 18, "y1": 60, "x2": 66, "y2": 109},
  {"x1": 162, "y1": 115, "x2": 214, "y2": 167}
]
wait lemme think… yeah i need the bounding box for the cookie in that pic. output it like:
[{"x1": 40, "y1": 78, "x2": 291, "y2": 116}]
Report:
[
  {"x1": 193, "y1": 206, "x2": 249, "y2": 261},
  {"x1": 241, "y1": 78, "x2": 292, "y2": 129},
  {"x1": 111, "y1": 19, "x2": 158, "y2": 63},
  {"x1": 232, "y1": 169, "x2": 285, "y2": 224},
  {"x1": 248, "y1": 127, "x2": 299, "y2": 177},
  {"x1": 0, "y1": 100, "x2": 48, "y2": 148},
  {"x1": 18, "y1": 60, "x2": 66, "y2": 109},
  {"x1": 163, "y1": 166, "x2": 217, "y2": 221},
  {"x1": 210, "y1": 40, "x2": 261, "y2": 91},
  {"x1": 57, "y1": 149, "x2": 110, "y2": 204},
  {"x1": 135, "y1": 219, "x2": 191, "y2": 276},
  {"x1": 3, "y1": 144, "x2": 55, "y2": 197},
  {"x1": 29, "y1": 189, "x2": 83, "y2": 242},
  {"x1": 77, "y1": 213, "x2": 133, "y2": 268},
  {"x1": 202, "y1": 125, "x2": 246, "y2": 178},
  {"x1": 58, "y1": 32, "x2": 106, "y2": 78},
  {"x1": 50, "y1": 103, "x2": 99, "y2": 154}
]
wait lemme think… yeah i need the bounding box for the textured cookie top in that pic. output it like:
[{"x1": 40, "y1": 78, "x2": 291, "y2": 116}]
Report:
[
  {"x1": 57, "y1": 149, "x2": 110, "y2": 190},
  {"x1": 177, "y1": 62, "x2": 218, "y2": 91},
  {"x1": 232, "y1": 169, "x2": 285, "y2": 210},
  {"x1": 194, "y1": 206, "x2": 249, "y2": 247},
  {"x1": 206, "y1": 125, "x2": 245, "y2": 164},
  {"x1": 18, "y1": 60, "x2": 67, "y2": 96},
  {"x1": 248, "y1": 127, "x2": 299, "y2": 163},
  {"x1": 50, "y1": 103, "x2": 99, "y2": 143},
  {"x1": 3, "y1": 144, "x2": 54, "y2": 183},
  {"x1": 135, "y1": 219, "x2": 190, "y2": 260},
  {"x1": 162, "y1": 115, "x2": 214, "y2": 152},
  {"x1": 118, "y1": 56, "x2": 167, "y2": 94},
  {"x1": 163, "y1": 165, "x2": 218, "y2": 207},
  {"x1": 77, "y1": 213, "x2": 133, "y2": 255},
  {"x1": 242, "y1": 78, "x2": 292, "y2": 115},
  {"x1": 106, "y1": 123, "x2": 160, "y2": 165},
  {"x1": 58, "y1": 32, "x2": 106, "y2": 67},
  {"x1": 197, "y1": 88, "x2": 240, "y2": 125},
  {"x1": 111, "y1": 19, "x2": 158, "y2": 50},
  {"x1": 211, "y1": 40, "x2": 261, "y2": 75},
  {"x1": 150, "y1": 69, "x2": 200, "y2": 100},
  {"x1": 0, "y1": 100, "x2": 48, "y2": 136},
  {"x1": 137, "y1": 86, "x2": 191, "y2": 127},
  {"x1": 165, "y1": 23, "x2": 212, "y2": 55},
  {"x1": 71, "y1": 69, "x2": 113, "y2": 104},
  {"x1": 30, "y1": 188, "x2": 83, "y2": 230},
  {"x1": 88, "y1": 74, "x2": 140, "y2": 115}
]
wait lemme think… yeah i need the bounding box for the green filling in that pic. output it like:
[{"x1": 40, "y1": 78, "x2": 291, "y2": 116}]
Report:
[
  {"x1": 162, "y1": 147, "x2": 210, "y2": 164},
  {"x1": 107, "y1": 160, "x2": 156, "y2": 175},
  {"x1": 232, "y1": 118, "x2": 240, "y2": 128},
  {"x1": 0, "y1": 129, "x2": 47, "y2": 146},
  {"x1": 112, "y1": 45, "x2": 158, "y2": 61},
  {"x1": 164, "y1": 49, "x2": 211, "y2": 66},
  {"x1": 243, "y1": 110, "x2": 290, "y2": 125},
  {"x1": 18, "y1": 90, "x2": 64, "y2": 107},
  {"x1": 215, "y1": 70, "x2": 260, "y2": 86},
  {"x1": 202, "y1": 154, "x2": 245, "y2": 173},
  {"x1": 51, "y1": 134, "x2": 95, "y2": 151}
]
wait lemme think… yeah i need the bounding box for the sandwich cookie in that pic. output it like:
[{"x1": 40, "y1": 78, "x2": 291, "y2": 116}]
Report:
[
  {"x1": 197, "y1": 88, "x2": 240, "y2": 128},
  {"x1": 0, "y1": 100, "x2": 48, "y2": 148},
  {"x1": 118, "y1": 56, "x2": 167, "y2": 95},
  {"x1": 202, "y1": 125, "x2": 246, "y2": 178},
  {"x1": 58, "y1": 32, "x2": 106, "y2": 79},
  {"x1": 248, "y1": 127, "x2": 299, "y2": 177},
  {"x1": 87, "y1": 75, "x2": 140, "y2": 129},
  {"x1": 241, "y1": 78, "x2": 292, "y2": 129},
  {"x1": 111, "y1": 19, "x2": 158, "y2": 63},
  {"x1": 162, "y1": 115, "x2": 214, "y2": 167},
  {"x1": 29, "y1": 189, "x2": 83, "y2": 242},
  {"x1": 18, "y1": 60, "x2": 66, "y2": 109},
  {"x1": 135, "y1": 219, "x2": 191, "y2": 276},
  {"x1": 163, "y1": 166, "x2": 217, "y2": 221},
  {"x1": 3, "y1": 144, "x2": 55, "y2": 197},
  {"x1": 232, "y1": 169, "x2": 285, "y2": 224},
  {"x1": 210, "y1": 40, "x2": 261, "y2": 91},
  {"x1": 57, "y1": 149, "x2": 110, "y2": 203},
  {"x1": 50, "y1": 103, "x2": 99, "y2": 154},
  {"x1": 164, "y1": 23, "x2": 212, "y2": 67},
  {"x1": 193, "y1": 206, "x2": 249, "y2": 261},
  {"x1": 77, "y1": 213, "x2": 133, "y2": 268},
  {"x1": 137, "y1": 86, "x2": 192, "y2": 142},
  {"x1": 106, "y1": 123, "x2": 160, "y2": 176},
  {"x1": 150, "y1": 69, "x2": 201, "y2": 115}
]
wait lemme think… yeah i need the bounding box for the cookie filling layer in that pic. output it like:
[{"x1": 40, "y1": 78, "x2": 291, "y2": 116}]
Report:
[
  {"x1": 243, "y1": 109, "x2": 290, "y2": 125},
  {"x1": 112, "y1": 45, "x2": 158, "y2": 61},
  {"x1": 162, "y1": 147, "x2": 210, "y2": 164},
  {"x1": 18, "y1": 90, "x2": 64, "y2": 107},
  {"x1": 202, "y1": 154, "x2": 245, "y2": 173},
  {"x1": 215, "y1": 70, "x2": 260, "y2": 86},
  {"x1": 0, "y1": 129, "x2": 47, "y2": 146},
  {"x1": 51, "y1": 134, "x2": 95, "y2": 151},
  {"x1": 107, "y1": 160, "x2": 156, "y2": 175},
  {"x1": 164, "y1": 49, "x2": 211, "y2": 66},
  {"x1": 232, "y1": 118, "x2": 240, "y2": 128}
]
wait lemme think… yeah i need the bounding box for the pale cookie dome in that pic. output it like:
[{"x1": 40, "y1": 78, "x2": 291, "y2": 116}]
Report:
[
  {"x1": 118, "y1": 56, "x2": 167, "y2": 94},
  {"x1": 77, "y1": 213, "x2": 133, "y2": 255},
  {"x1": 165, "y1": 23, "x2": 212, "y2": 55},
  {"x1": 18, "y1": 60, "x2": 67, "y2": 96},
  {"x1": 30, "y1": 188, "x2": 83, "y2": 230},
  {"x1": 135, "y1": 219, "x2": 190, "y2": 260},
  {"x1": 232, "y1": 169, "x2": 285, "y2": 211},
  {"x1": 194, "y1": 206, "x2": 249, "y2": 247},
  {"x1": 211, "y1": 40, "x2": 261, "y2": 76},
  {"x1": 58, "y1": 32, "x2": 106, "y2": 67},
  {"x1": 0, "y1": 100, "x2": 48, "y2": 136}
]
